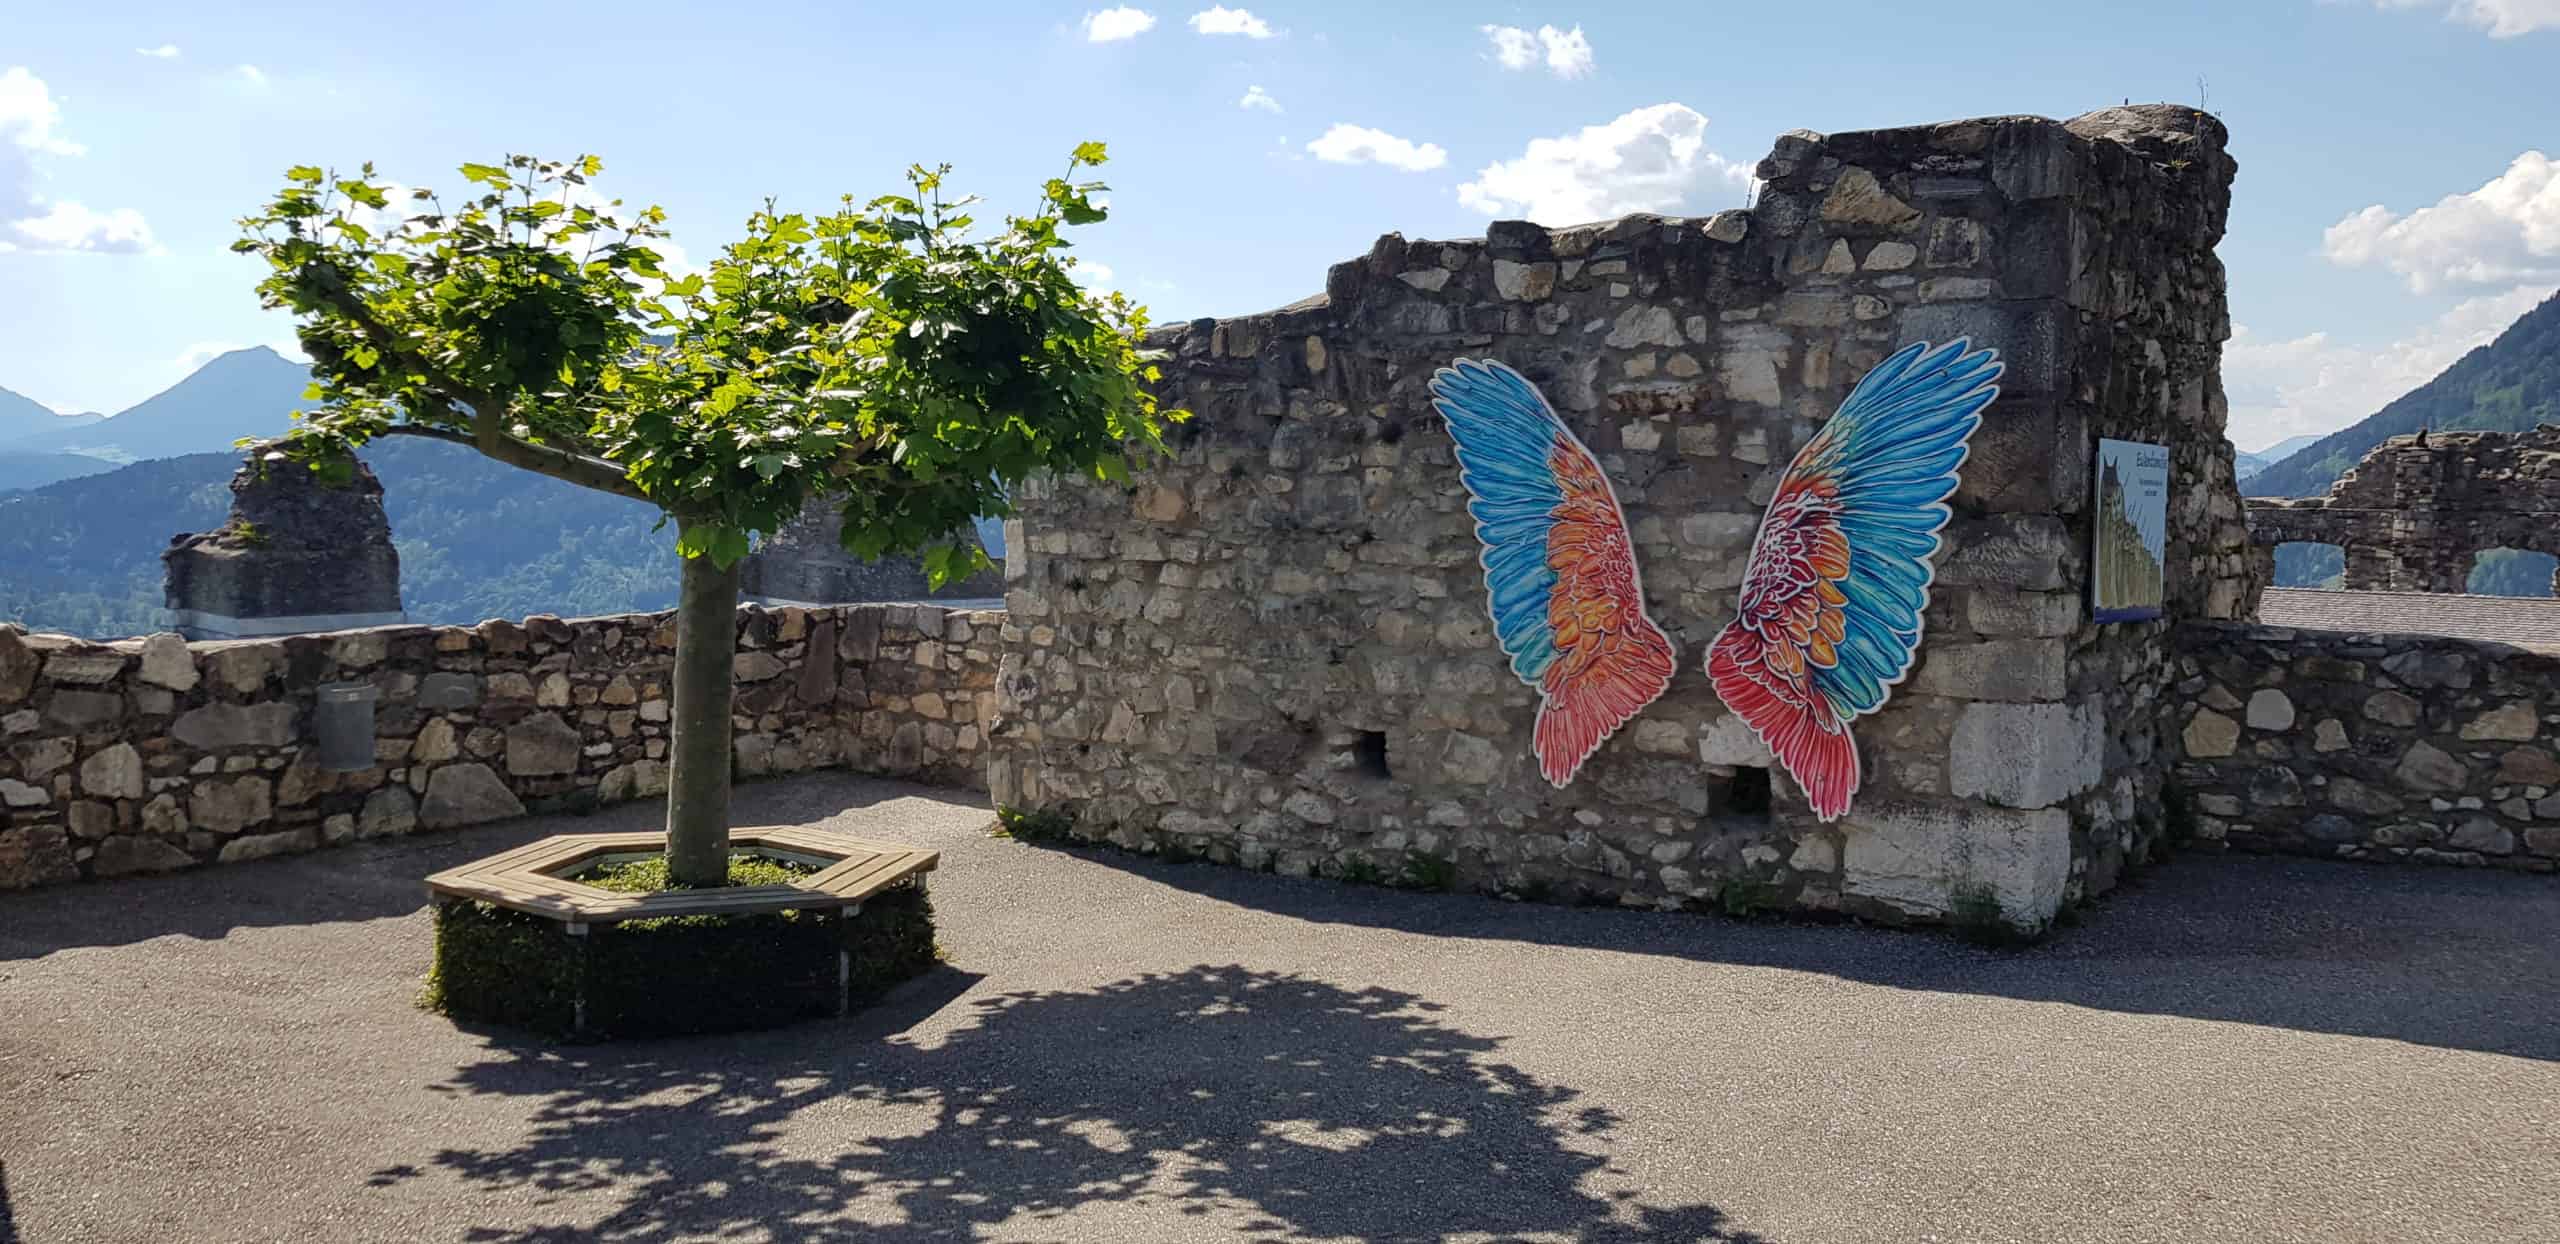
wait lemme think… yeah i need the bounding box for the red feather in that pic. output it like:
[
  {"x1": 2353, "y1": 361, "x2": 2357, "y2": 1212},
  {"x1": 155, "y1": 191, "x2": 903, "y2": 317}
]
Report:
[{"x1": 1530, "y1": 437, "x2": 1675, "y2": 786}]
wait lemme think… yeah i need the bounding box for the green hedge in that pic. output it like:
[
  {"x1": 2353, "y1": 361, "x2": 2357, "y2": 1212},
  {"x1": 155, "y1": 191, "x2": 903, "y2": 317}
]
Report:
[{"x1": 424, "y1": 883, "x2": 938, "y2": 1041}]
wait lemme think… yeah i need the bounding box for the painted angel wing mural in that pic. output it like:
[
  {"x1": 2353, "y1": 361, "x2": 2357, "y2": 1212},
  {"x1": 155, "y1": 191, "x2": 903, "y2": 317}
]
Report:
[
  {"x1": 1706, "y1": 339, "x2": 2001, "y2": 822},
  {"x1": 1430, "y1": 359, "x2": 1677, "y2": 787}
]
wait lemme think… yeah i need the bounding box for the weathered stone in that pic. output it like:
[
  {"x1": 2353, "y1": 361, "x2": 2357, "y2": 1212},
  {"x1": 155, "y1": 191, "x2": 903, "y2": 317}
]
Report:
[
  {"x1": 218, "y1": 827, "x2": 317, "y2": 864},
  {"x1": 359, "y1": 786, "x2": 418, "y2": 838},
  {"x1": 188, "y1": 775, "x2": 273, "y2": 834},
  {"x1": 2325, "y1": 777, "x2": 2402, "y2": 816},
  {"x1": 2379, "y1": 649, "x2": 2471, "y2": 690},
  {"x1": 2362, "y1": 691, "x2": 2422, "y2": 728},
  {"x1": 1491, "y1": 259, "x2": 1556, "y2": 301},
  {"x1": 140, "y1": 793, "x2": 187, "y2": 836},
  {"x1": 2448, "y1": 816, "x2": 2514, "y2": 855},
  {"x1": 2393, "y1": 741, "x2": 2467, "y2": 794},
  {"x1": 0, "y1": 628, "x2": 37, "y2": 704},
  {"x1": 171, "y1": 702, "x2": 296, "y2": 751},
  {"x1": 1948, "y1": 701, "x2": 2100, "y2": 809},
  {"x1": 2312, "y1": 718, "x2": 2350, "y2": 753},
  {"x1": 43, "y1": 651, "x2": 126, "y2": 684},
  {"x1": 79, "y1": 742, "x2": 145, "y2": 799},
  {"x1": 1698, "y1": 715, "x2": 1774, "y2": 768},
  {"x1": 2459, "y1": 702, "x2": 2540, "y2": 742},
  {"x1": 417, "y1": 672, "x2": 480, "y2": 710},
  {"x1": 1909, "y1": 639, "x2": 2067, "y2": 703},
  {"x1": 2496, "y1": 746, "x2": 2560, "y2": 786},
  {"x1": 413, "y1": 717, "x2": 460, "y2": 764},
  {"x1": 8, "y1": 737, "x2": 73, "y2": 781},
  {"x1": 2182, "y1": 709, "x2": 2240, "y2": 759},
  {"x1": 419, "y1": 763, "x2": 525, "y2": 828},
  {"x1": 1819, "y1": 167, "x2": 1921, "y2": 228},
  {"x1": 1840, "y1": 800, "x2": 2070, "y2": 926},
  {"x1": 44, "y1": 690, "x2": 122, "y2": 729},
  {"x1": 2244, "y1": 689, "x2": 2295, "y2": 732},
  {"x1": 95, "y1": 834, "x2": 196, "y2": 876},
  {"x1": 1, "y1": 777, "x2": 49, "y2": 807},
  {"x1": 1439, "y1": 733, "x2": 1505, "y2": 785},
  {"x1": 504, "y1": 712, "x2": 581, "y2": 777},
  {"x1": 136, "y1": 633, "x2": 201, "y2": 692},
  {"x1": 734, "y1": 651, "x2": 787, "y2": 682}
]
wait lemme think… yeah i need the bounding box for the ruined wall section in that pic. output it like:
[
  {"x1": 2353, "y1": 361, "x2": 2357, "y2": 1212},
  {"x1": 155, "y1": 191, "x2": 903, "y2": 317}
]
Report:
[
  {"x1": 0, "y1": 603, "x2": 1001, "y2": 891},
  {"x1": 988, "y1": 106, "x2": 2247, "y2": 928},
  {"x1": 2172, "y1": 621, "x2": 2558, "y2": 870},
  {"x1": 2247, "y1": 426, "x2": 2560, "y2": 594}
]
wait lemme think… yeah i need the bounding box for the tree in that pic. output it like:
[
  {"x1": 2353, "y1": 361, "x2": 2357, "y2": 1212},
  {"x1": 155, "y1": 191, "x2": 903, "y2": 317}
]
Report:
[{"x1": 236, "y1": 149, "x2": 1177, "y2": 885}]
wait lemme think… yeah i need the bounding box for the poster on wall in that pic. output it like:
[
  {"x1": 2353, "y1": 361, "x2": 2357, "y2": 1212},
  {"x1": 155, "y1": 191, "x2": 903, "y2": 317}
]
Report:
[
  {"x1": 1429, "y1": 359, "x2": 1677, "y2": 788},
  {"x1": 2092, "y1": 438, "x2": 2169, "y2": 622},
  {"x1": 1706, "y1": 339, "x2": 2001, "y2": 823}
]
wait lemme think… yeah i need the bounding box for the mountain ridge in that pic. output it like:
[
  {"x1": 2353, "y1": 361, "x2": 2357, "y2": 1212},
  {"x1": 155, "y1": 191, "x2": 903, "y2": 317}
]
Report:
[{"x1": 2247, "y1": 288, "x2": 2560, "y2": 498}]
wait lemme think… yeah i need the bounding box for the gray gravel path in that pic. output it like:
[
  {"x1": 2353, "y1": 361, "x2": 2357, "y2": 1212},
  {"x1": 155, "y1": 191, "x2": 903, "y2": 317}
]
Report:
[{"x1": 3, "y1": 774, "x2": 2556, "y2": 1243}]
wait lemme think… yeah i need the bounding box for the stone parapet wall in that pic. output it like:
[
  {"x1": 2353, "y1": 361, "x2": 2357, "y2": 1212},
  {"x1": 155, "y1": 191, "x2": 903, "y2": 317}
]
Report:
[
  {"x1": 2245, "y1": 426, "x2": 2560, "y2": 594},
  {"x1": 0, "y1": 602, "x2": 1002, "y2": 891},
  {"x1": 986, "y1": 105, "x2": 2251, "y2": 931},
  {"x1": 2171, "y1": 621, "x2": 2559, "y2": 870}
]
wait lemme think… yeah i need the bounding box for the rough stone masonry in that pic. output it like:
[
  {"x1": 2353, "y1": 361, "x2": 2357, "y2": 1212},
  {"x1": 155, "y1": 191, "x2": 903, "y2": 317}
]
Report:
[{"x1": 985, "y1": 105, "x2": 2262, "y2": 931}]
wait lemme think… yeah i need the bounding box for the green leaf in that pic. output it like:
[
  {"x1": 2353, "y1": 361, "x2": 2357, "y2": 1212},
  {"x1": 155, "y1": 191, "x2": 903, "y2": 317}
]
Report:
[
  {"x1": 285, "y1": 165, "x2": 325, "y2": 184},
  {"x1": 1071, "y1": 141, "x2": 1108, "y2": 166}
]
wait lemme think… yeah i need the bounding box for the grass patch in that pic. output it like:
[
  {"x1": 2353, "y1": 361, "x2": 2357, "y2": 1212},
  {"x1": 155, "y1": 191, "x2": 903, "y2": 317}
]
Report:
[
  {"x1": 1397, "y1": 852, "x2": 1457, "y2": 892},
  {"x1": 1716, "y1": 876, "x2": 1783, "y2": 920},
  {"x1": 579, "y1": 854, "x2": 818, "y2": 893},
  {"x1": 993, "y1": 805, "x2": 1078, "y2": 844}
]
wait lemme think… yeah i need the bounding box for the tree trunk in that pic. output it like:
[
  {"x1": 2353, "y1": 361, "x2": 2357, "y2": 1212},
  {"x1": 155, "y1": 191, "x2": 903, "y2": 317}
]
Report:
[{"x1": 665, "y1": 544, "x2": 742, "y2": 886}]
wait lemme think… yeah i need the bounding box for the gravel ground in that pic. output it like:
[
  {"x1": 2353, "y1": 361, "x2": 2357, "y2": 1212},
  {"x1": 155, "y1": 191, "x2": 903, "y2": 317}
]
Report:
[{"x1": 3, "y1": 773, "x2": 2555, "y2": 1243}]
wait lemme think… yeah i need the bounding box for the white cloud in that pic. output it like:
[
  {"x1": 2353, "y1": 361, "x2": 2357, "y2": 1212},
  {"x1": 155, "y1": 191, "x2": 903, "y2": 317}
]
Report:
[
  {"x1": 1083, "y1": 7, "x2": 1158, "y2": 41},
  {"x1": 229, "y1": 64, "x2": 271, "y2": 91},
  {"x1": 1074, "y1": 260, "x2": 1115, "y2": 286},
  {"x1": 2373, "y1": 0, "x2": 2560, "y2": 37},
  {"x1": 2323, "y1": 151, "x2": 2560, "y2": 294},
  {"x1": 0, "y1": 67, "x2": 154, "y2": 255},
  {"x1": 136, "y1": 44, "x2": 180, "y2": 59},
  {"x1": 1456, "y1": 103, "x2": 1747, "y2": 224},
  {"x1": 0, "y1": 67, "x2": 83, "y2": 156},
  {"x1": 1481, "y1": 24, "x2": 1594, "y2": 77},
  {"x1": 1189, "y1": 6, "x2": 1273, "y2": 36},
  {"x1": 1305, "y1": 123, "x2": 1446, "y2": 172},
  {"x1": 1239, "y1": 84, "x2": 1281, "y2": 112},
  {"x1": 2223, "y1": 282, "x2": 2552, "y2": 447},
  {"x1": 11, "y1": 201, "x2": 153, "y2": 253}
]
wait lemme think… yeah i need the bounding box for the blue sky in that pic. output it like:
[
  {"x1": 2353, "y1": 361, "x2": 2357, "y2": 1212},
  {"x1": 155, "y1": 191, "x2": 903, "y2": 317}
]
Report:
[{"x1": 3, "y1": 0, "x2": 2554, "y2": 449}]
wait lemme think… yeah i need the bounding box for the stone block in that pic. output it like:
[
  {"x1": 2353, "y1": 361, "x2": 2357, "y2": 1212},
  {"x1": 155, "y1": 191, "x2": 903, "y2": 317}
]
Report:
[
  {"x1": 2182, "y1": 709, "x2": 2239, "y2": 759},
  {"x1": 2244, "y1": 689, "x2": 2295, "y2": 732},
  {"x1": 94, "y1": 835, "x2": 195, "y2": 877},
  {"x1": 1948, "y1": 701, "x2": 2100, "y2": 809},
  {"x1": 2496, "y1": 746, "x2": 2560, "y2": 786},
  {"x1": 2393, "y1": 741, "x2": 2467, "y2": 794},
  {"x1": 2459, "y1": 702, "x2": 2539, "y2": 742},
  {"x1": 79, "y1": 742, "x2": 145, "y2": 800},
  {"x1": 171, "y1": 702, "x2": 297, "y2": 751},
  {"x1": 505, "y1": 712, "x2": 582, "y2": 777},
  {"x1": 1908, "y1": 639, "x2": 2067, "y2": 703},
  {"x1": 188, "y1": 775, "x2": 273, "y2": 835},
  {"x1": 0, "y1": 629, "x2": 36, "y2": 704},
  {"x1": 137, "y1": 633, "x2": 200, "y2": 692},
  {"x1": 1840, "y1": 799, "x2": 2070, "y2": 927},
  {"x1": 44, "y1": 690, "x2": 122, "y2": 729},
  {"x1": 359, "y1": 786, "x2": 418, "y2": 838},
  {"x1": 218, "y1": 827, "x2": 318, "y2": 864},
  {"x1": 419, "y1": 763, "x2": 526, "y2": 828},
  {"x1": 417, "y1": 672, "x2": 480, "y2": 710},
  {"x1": 1698, "y1": 715, "x2": 1775, "y2": 767},
  {"x1": 2362, "y1": 691, "x2": 2421, "y2": 728},
  {"x1": 1934, "y1": 516, "x2": 2072, "y2": 591}
]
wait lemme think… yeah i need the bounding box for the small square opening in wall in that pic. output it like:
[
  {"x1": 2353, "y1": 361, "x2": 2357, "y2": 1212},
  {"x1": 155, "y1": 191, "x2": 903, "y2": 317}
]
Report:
[
  {"x1": 1710, "y1": 765, "x2": 1773, "y2": 824},
  {"x1": 1352, "y1": 731, "x2": 1393, "y2": 781}
]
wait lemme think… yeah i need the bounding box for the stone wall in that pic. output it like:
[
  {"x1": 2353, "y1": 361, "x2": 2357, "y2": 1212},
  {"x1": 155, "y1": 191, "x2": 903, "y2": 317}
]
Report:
[
  {"x1": 986, "y1": 105, "x2": 2255, "y2": 932},
  {"x1": 2247, "y1": 426, "x2": 2560, "y2": 594},
  {"x1": 0, "y1": 602, "x2": 1001, "y2": 891},
  {"x1": 2172, "y1": 621, "x2": 2559, "y2": 870},
  {"x1": 163, "y1": 451, "x2": 407, "y2": 639}
]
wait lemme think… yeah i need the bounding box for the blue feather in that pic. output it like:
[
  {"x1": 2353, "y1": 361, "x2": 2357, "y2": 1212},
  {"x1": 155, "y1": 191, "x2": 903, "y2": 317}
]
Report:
[
  {"x1": 1804, "y1": 338, "x2": 2000, "y2": 717},
  {"x1": 1430, "y1": 358, "x2": 1574, "y2": 685}
]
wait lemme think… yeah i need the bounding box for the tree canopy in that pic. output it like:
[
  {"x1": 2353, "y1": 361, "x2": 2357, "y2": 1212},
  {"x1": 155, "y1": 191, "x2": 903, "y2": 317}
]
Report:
[{"x1": 234, "y1": 146, "x2": 1177, "y2": 585}]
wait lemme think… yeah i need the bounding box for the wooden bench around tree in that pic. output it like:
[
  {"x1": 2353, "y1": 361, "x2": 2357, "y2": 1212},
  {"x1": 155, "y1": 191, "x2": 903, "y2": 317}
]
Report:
[{"x1": 425, "y1": 828, "x2": 939, "y2": 928}]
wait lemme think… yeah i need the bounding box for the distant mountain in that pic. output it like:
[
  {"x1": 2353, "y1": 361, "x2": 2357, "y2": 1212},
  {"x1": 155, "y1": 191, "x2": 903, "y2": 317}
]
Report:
[
  {"x1": 6, "y1": 346, "x2": 306, "y2": 461},
  {"x1": 2247, "y1": 288, "x2": 2560, "y2": 498},
  {"x1": 0, "y1": 451, "x2": 120, "y2": 493},
  {"x1": 0, "y1": 383, "x2": 103, "y2": 446},
  {"x1": 2233, "y1": 433, "x2": 2320, "y2": 482}
]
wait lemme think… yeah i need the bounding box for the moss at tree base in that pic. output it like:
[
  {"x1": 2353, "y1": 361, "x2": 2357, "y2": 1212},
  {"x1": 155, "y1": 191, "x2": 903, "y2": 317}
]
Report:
[{"x1": 423, "y1": 884, "x2": 937, "y2": 1041}]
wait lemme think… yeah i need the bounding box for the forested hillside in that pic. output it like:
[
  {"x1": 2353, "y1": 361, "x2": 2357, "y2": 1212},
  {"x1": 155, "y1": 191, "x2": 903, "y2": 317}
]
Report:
[
  {"x1": 2248, "y1": 288, "x2": 2560, "y2": 498},
  {"x1": 0, "y1": 440, "x2": 680, "y2": 638}
]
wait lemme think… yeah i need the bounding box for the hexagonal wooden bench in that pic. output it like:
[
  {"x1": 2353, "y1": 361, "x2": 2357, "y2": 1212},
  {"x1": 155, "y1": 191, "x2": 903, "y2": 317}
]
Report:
[{"x1": 423, "y1": 829, "x2": 939, "y2": 1039}]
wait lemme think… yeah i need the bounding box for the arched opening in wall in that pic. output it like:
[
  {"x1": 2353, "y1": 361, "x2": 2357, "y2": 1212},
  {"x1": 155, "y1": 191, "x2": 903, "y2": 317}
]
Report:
[
  {"x1": 2467, "y1": 547, "x2": 2558, "y2": 598},
  {"x1": 2272, "y1": 542, "x2": 2346, "y2": 590}
]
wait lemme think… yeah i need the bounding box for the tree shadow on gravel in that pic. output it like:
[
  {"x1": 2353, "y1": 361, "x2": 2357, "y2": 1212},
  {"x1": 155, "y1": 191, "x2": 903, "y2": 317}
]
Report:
[{"x1": 376, "y1": 965, "x2": 1761, "y2": 1242}]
